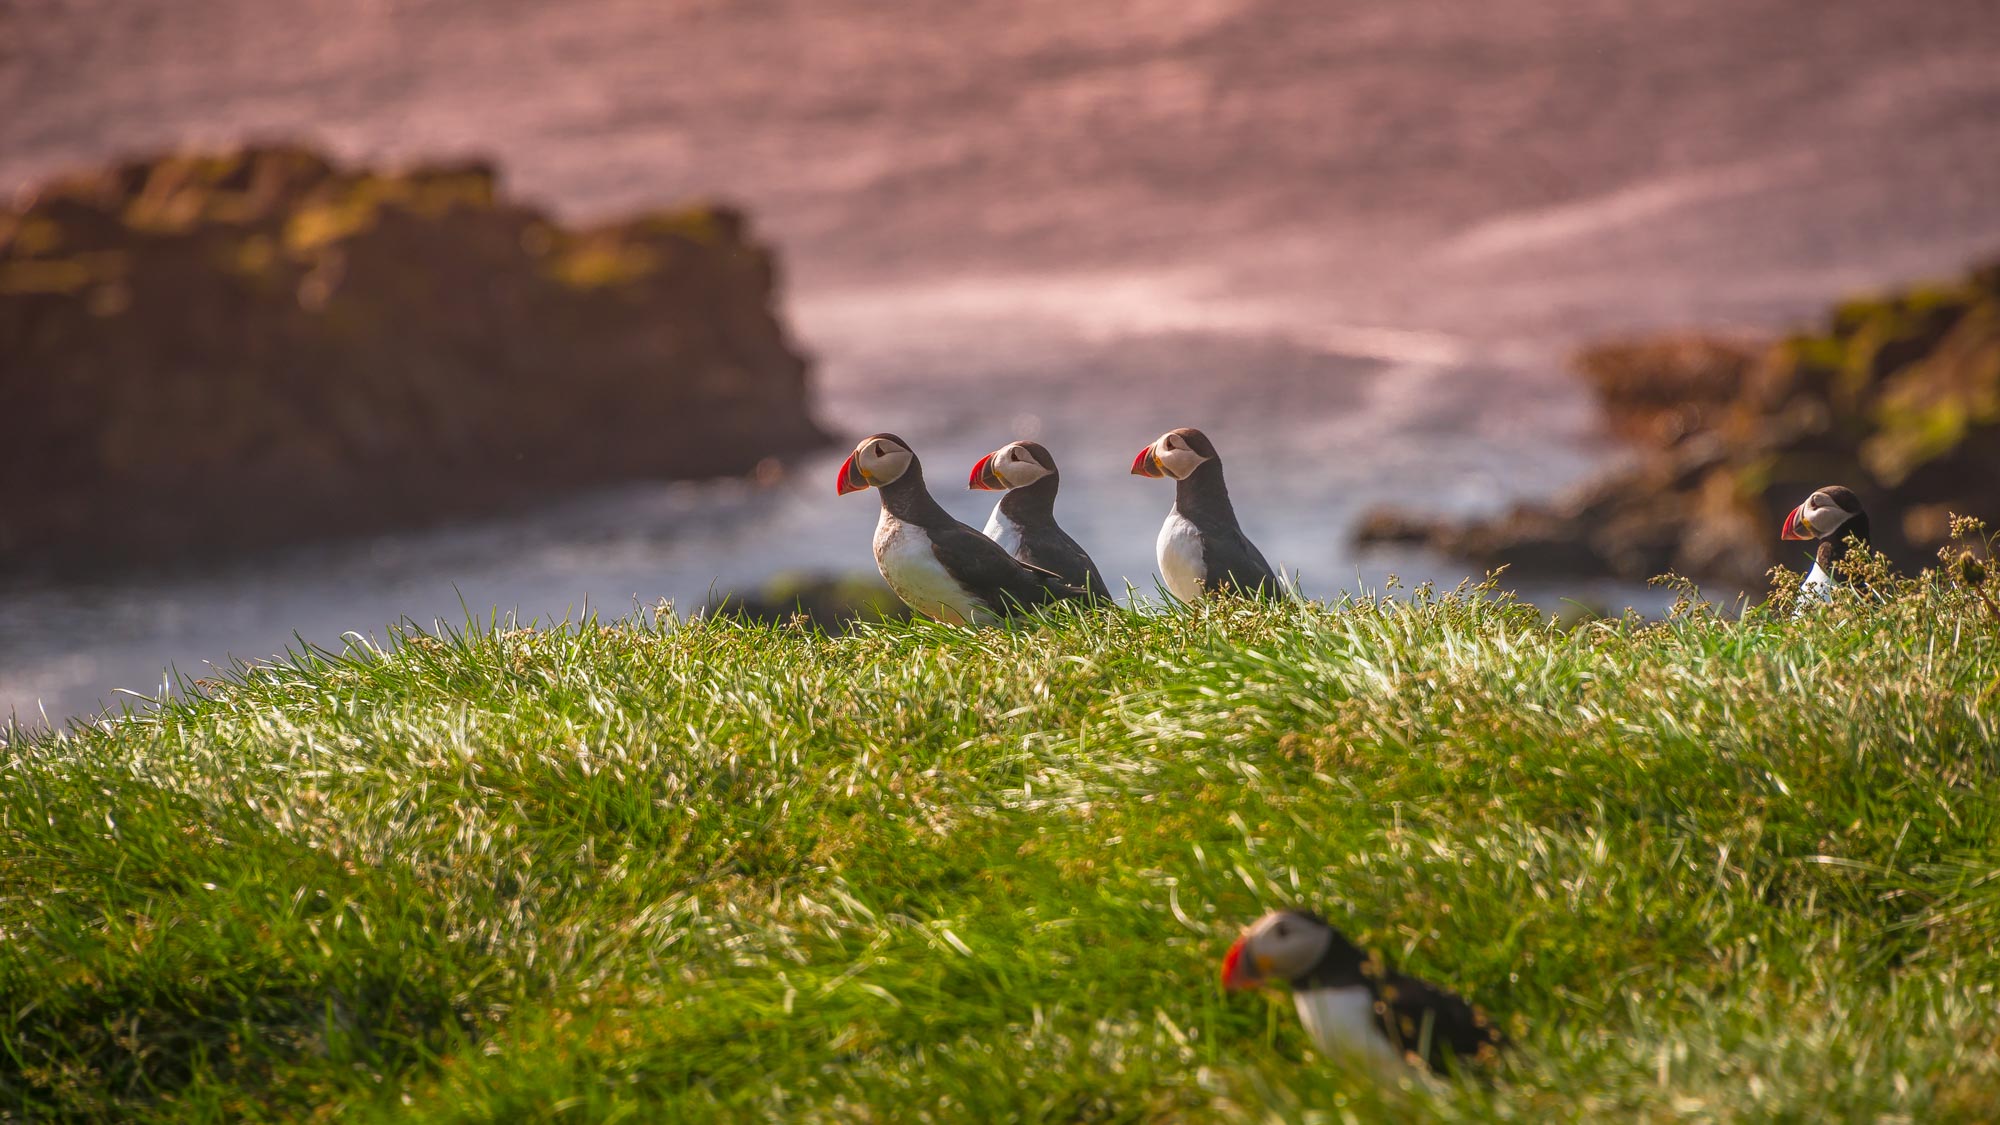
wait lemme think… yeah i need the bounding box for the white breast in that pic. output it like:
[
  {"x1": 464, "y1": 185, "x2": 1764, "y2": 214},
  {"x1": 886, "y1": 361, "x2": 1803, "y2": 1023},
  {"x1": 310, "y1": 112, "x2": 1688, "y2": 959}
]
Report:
[
  {"x1": 1157, "y1": 509, "x2": 1206, "y2": 602},
  {"x1": 875, "y1": 512, "x2": 986, "y2": 625},
  {"x1": 1294, "y1": 986, "x2": 1401, "y2": 1070},
  {"x1": 1794, "y1": 561, "x2": 1835, "y2": 616},
  {"x1": 984, "y1": 504, "x2": 1025, "y2": 560}
]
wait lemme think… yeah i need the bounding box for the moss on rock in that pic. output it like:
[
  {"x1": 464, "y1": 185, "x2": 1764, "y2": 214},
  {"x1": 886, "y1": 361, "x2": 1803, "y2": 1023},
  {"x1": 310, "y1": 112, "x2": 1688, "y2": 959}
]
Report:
[
  {"x1": 0, "y1": 146, "x2": 830, "y2": 573},
  {"x1": 1356, "y1": 258, "x2": 2000, "y2": 593}
]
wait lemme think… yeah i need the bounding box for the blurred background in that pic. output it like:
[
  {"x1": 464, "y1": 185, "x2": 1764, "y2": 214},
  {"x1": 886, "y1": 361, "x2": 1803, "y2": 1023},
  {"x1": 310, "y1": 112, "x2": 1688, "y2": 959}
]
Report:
[{"x1": 5, "y1": 0, "x2": 2000, "y2": 727}]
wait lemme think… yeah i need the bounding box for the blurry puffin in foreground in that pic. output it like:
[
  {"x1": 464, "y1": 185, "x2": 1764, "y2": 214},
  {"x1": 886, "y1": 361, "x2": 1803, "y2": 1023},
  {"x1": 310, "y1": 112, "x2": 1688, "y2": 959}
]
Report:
[
  {"x1": 1222, "y1": 909, "x2": 1507, "y2": 1074},
  {"x1": 1780, "y1": 485, "x2": 1871, "y2": 600},
  {"x1": 968, "y1": 440, "x2": 1109, "y2": 598},
  {"x1": 1130, "y1": 427, "x2": 1280, "y2": 600},
  {"x1": 837, "y1": 433, "x2": 1087, "y2": 623}
]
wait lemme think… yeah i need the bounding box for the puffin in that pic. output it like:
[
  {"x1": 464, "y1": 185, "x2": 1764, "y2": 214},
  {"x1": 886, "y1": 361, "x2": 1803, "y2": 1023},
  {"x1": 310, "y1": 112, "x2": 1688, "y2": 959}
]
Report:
[
  {"x1": 968, "y1": 440, "x2": 1109, "y2": 597},
  {"x1": 1130, "y1": 427, "x2": 1280, "y2": 600},
  {"x1": 1222, "y1": 909, "x2": 1507, "y2": 1073},
  {"x1": 1780, "y1": 485, "x2": 1870, "y2": 600},
  {"x1": 837, "y1": 433, "x2": 1086, "y2": 623}
]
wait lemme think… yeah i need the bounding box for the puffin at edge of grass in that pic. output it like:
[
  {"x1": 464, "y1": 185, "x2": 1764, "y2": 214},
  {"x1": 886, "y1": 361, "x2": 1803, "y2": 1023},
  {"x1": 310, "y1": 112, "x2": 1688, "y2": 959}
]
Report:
[
  {"x1": 1131, "y1": 427, "x2": 1283, "y2": 601},
  {"x1": 1780, "y1": 484, "x2": 1871, "y2": 601},
  {"x1": 836, "y1": 432, "x2": 1088, "y2": 623},
  {"x1": 1223, "y1": 908, "x2": 1508, "y2": 1077},
  {"x1": 968, "y1": 438, "x2": 1110, "y2": 599}
]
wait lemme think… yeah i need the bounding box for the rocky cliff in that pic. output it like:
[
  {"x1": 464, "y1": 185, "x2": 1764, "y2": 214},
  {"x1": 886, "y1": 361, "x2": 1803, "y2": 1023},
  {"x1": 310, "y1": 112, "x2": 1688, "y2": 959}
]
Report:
[
  {"x1": 0, "y1": 146, "x2": 829, "y2": 573},
  {"x1": 1357, "y1": 260, "x2": 2000, "y2": 593}
]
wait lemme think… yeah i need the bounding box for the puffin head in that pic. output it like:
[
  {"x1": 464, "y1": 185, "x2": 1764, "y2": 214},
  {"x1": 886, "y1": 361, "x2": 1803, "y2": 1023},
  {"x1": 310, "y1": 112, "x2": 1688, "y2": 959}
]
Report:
[
  {"x1": 1222, "y1": 909, "x2": 1362, "y2": 991},
  {"x1": 969, "y1": 440, "x2": 1057, "y2": 491},
  {"x1": 836, "y1": 433, "x2": 916, "y2": 496},
  {"x1": 1131, "y1": 427, "x2": 1216, "y2": 481},
  {"x1": 1781, "y1": 485, "x2": 1863, "y2": 541}
]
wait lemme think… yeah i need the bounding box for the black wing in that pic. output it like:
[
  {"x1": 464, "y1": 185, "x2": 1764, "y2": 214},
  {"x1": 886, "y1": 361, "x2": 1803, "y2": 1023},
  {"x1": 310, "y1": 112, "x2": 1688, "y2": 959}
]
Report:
[
  {"x1": 1017, "y1": 527, "x2": 1112, "y2": 603},
  {"x1": 1202, "y1": 526, "x2": 1281, "y2": 597},
  {"x1": 1371, "y1": 971, "x2": 1507, "y2": 1072},
  {"x1": 930, "y1": 521, "x2": 1088, "y2": 614}
]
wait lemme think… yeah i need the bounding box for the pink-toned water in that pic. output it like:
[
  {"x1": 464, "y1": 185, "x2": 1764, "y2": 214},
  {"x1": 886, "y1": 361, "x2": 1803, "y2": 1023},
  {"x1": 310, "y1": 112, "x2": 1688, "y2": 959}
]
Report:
[{"x1": 5, "y1": 0, "x2": 2000, "y2": 725}]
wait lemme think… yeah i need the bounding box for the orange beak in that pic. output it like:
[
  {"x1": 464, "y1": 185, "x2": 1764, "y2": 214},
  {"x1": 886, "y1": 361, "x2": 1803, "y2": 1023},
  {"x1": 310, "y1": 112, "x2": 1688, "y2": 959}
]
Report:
[
  {"x1": 1131, "y1": 445, "x2": 1164, "y2": 478},
  {"x1": 969, "y1": 453, "x2": 1005, "y2": 491},
  {"x1": 1780, "y1": 505, "x2": 1814, "y2": 541},
  {"x1": 836, "y1": 452, "x2": 867, "y2": 496},
  {"x1": 1221, "y1": 937, "x2": 1257, "y2": 990}
]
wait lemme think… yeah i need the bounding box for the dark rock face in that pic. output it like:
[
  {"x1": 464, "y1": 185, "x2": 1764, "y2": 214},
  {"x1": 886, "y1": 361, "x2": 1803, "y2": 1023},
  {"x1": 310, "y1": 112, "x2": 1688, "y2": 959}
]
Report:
[
  {"x1": 1356, "y1": 260, "x2": 2000, "y2": 594},
  {"x1": 1571, "y1": 335, "x2": 1764, "y2": 445},
  {"x1": 0, "y1": 146, "x2": 829, "y2": 573},
  {"x1": 709, "y1": 572, "x2": 912, "y2": 634}
]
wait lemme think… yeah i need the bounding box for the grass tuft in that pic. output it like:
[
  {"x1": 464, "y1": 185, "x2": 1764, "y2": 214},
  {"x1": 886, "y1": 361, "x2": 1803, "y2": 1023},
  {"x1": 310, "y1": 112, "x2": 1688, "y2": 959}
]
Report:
[{"x1": 4, "y1": 564, "x2": 1999, "y2": 1121}]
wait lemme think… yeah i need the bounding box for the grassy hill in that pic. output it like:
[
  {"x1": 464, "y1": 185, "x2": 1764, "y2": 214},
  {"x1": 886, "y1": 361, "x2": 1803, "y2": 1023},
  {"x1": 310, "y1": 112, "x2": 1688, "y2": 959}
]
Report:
[{"x1": 6, "y1": 550, "x2": 2000, "y2": 1121}]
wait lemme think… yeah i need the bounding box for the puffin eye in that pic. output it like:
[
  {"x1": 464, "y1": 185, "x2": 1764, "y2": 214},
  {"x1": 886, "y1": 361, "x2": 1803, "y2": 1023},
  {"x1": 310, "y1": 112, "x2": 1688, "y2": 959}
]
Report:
[{"x1": 872, "y1": 442, "x2": 885, "y2": 457}]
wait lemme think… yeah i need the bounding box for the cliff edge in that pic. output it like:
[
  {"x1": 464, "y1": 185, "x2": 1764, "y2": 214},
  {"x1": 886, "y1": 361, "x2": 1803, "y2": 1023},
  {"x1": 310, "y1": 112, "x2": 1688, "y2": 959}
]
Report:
[{"x1": 0, "y1": 146, "x2": 829, "y2": 573}]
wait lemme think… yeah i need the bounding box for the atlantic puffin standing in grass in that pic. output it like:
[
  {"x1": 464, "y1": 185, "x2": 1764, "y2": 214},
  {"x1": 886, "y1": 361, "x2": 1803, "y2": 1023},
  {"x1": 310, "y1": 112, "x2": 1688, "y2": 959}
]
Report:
[
  {"x1": 1780, "y1": 485, "x2": 1871, "y2": 600},
  {"x1": 1222, "y1": 909, "x2": 1506, "y2": 1073},
  {"x1": 968, "y1": 440, "x2": 1109, "y2": 598},
  {"x1": 837, "y1": 433, "x2": 1086, "y2": 623},
  {"x1": 1130, "y1": 427, "x2": 1280, "y2": 601}
]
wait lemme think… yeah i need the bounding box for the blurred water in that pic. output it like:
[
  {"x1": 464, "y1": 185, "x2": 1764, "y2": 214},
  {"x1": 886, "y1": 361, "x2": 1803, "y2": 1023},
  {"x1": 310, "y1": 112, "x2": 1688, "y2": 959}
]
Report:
[{"x1": 5, "y1": 0, "x2": 2000, "y2": 726}]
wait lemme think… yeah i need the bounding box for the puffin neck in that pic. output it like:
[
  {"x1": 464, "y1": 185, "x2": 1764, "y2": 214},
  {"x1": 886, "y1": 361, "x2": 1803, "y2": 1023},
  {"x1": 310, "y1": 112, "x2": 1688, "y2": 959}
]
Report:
[
  {"x1": 1173, "y1": 459, "x2": 1243, "y2": 529},
  {"x1": 997, "y1": 472, "x2": 1060, "y2": 523},
  {"x1": 1817, "y1": 511, "x2": 1871, "y2": 574},
  {"x1": 876, "y1": 462, "x2": 951, "y2": 525},
  {"x1": 1289, "y1": 937, "x2": 1370, "y2": 992}
]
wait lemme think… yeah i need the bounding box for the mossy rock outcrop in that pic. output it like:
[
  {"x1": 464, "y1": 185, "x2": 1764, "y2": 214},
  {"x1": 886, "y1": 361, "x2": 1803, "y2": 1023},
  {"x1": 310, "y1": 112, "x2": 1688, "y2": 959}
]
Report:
[
  {"x1": 1356, "y1": 260, "x2": 2000, "y2": 593},
  {"x1": 0, "y1": 145, "x2": 829, "y2": 572}
]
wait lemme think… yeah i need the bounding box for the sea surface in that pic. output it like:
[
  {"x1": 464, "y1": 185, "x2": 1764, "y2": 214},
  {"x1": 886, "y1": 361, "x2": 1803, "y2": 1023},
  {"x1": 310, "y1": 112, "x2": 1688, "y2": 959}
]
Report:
[{"x1": 5, "y1": 0, "x2": 2000, "y2": 726}]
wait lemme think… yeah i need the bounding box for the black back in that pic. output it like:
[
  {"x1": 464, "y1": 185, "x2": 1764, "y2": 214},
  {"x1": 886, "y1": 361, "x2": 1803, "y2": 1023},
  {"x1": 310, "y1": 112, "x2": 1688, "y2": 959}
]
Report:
[{"x1": 1367, "y1": 968, "x2": 1507, "y2": 1070}]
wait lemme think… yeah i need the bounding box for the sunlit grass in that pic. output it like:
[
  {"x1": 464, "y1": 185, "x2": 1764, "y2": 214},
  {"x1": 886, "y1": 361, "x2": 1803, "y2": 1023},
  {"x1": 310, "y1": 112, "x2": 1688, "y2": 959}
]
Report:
[{"x1": 4, "y1": 567, "x2": 1999, "y2": 1121}]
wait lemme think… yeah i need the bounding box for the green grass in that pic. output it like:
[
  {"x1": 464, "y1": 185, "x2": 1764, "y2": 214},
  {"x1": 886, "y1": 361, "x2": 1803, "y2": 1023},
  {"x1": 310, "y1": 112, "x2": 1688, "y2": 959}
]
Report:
[{"x1": 5, "y1": 568, "x2": 2000, "y2": 1122}]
